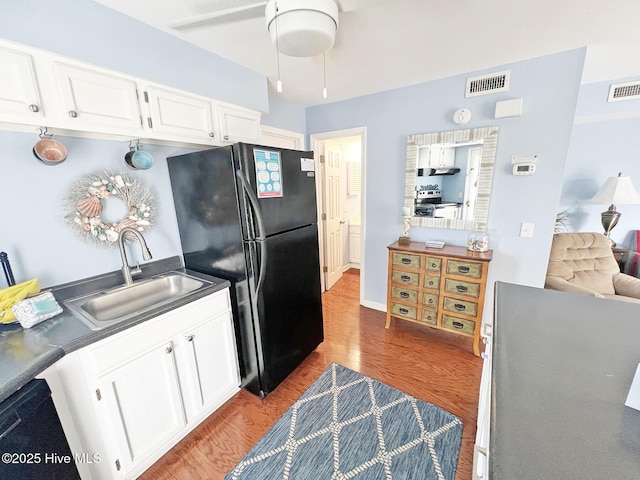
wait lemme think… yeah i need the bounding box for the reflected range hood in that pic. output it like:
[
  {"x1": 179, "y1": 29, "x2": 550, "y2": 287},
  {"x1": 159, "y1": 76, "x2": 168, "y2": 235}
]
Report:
[{"x1": 417, "y1": 167, "x2": 461, "y2": 176}]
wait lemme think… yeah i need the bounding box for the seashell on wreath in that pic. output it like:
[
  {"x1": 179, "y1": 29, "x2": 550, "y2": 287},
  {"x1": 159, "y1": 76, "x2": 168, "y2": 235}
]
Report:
[{"x1": 76, "y1": 196, "x2": 102, "y2": 218}]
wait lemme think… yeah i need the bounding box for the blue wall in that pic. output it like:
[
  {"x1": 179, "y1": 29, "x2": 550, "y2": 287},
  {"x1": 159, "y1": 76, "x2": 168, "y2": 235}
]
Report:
[
  {"x1": 306, "y1": 49, "x2": 586, "y2": 310},
  {"x1": 559, "y1": 78, "x2": 640, "y2": 248}
]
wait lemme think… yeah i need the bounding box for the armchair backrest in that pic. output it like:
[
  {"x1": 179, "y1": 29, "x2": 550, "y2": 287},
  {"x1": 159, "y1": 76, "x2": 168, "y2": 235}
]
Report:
[{"x1": 546, "y1": 232, "x2": 619, "y2": 295}]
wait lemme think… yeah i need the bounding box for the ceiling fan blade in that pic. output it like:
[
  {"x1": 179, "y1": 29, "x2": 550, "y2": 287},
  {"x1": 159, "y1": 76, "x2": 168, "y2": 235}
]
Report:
[{"x1": 170, "y1": 2, "x2": 267, "y2": 30}]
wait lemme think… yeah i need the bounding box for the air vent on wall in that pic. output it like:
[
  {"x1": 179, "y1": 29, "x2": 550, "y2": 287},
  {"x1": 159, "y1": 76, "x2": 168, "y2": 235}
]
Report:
[
  {"x1": 465, "y1": 70, "x2": 511, "y2": 97},
  {"x1": 608, "y1": 81, "x2": 640, "y2": 102}
]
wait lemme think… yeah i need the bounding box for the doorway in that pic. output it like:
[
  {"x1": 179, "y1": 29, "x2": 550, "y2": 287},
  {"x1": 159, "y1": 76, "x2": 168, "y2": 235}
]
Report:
[{"x1": 311, "y1": 128, "x2": 366, "y2": 303}]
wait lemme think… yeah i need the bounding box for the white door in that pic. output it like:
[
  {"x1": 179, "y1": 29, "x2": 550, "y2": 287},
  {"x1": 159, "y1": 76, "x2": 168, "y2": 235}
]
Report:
[
  {"x1": 463, "y1": 147, "x2": 482, "y2": 221},
  {"x1": 216, "y1": 102, "x2": 261, "y2": 144},
  {"x1": 144, "y1": 84, "x2": 216, "y2": 142},
  {"x1": 323, "y1": 143, "x2": 344, "y2": 289},
  {"x1": 97, "y1": 342, "x2": 186, "y2": 474},
  {"x1": 53, "y1": 61, "x2": 143, "y2": 131},
  {"x1": 0, "y1": 46, "x2": 44, "y2": 123}
]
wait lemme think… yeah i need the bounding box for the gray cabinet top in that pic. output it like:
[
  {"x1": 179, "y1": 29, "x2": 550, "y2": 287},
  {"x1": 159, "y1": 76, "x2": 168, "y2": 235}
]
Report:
[{"x1": 491, "y1": 282, "x2": 640, "y2": 479}]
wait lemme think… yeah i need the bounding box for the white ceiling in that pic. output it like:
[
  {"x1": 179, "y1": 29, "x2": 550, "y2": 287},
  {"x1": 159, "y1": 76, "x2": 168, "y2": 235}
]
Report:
[{"x1": 96, "y1": 0, "x2": 640, "y2": 107}]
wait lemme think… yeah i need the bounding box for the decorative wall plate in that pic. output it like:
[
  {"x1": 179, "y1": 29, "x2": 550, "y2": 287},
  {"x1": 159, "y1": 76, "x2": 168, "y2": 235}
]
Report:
[{"x1": 64, "y1": 171, "x2": 155, "y2": 247}]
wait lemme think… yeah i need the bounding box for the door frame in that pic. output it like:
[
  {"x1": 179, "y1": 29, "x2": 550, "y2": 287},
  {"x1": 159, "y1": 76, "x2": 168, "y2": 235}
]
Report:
[{"x1": 311, "y1": 127, "x2": 366, "y2": 303}]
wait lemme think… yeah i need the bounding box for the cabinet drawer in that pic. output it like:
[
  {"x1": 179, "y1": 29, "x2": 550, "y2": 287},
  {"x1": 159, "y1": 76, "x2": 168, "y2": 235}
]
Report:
[
  {"x1": 392, "y1": 252, "x2": 420, "y2": 268},
  {"x1": 424, "y1": 256, "x2": 442, "y2": 272},
  {"x1": 391, "y1": 286, "x2": 418, "y2": 304},
  {"x1": 422, "y1": 292, "x2": 438, "y2": 308},
  {"x1": 443, "y1": 297, "x2": 478, "y2": 317},
  {"x1": 441, "y1": 315, "x2": 476, "y2": 336},
  {"x1": 392, "y1": 270, "x2": 419, "y2": 287},
  {"x1": 444, "y1": 278, "x2": 481, "y2": 299},
  {"x1": 422, "y1": 309, "x2": 437, "y2": 325},
  {"x1": 446, "y1": 260, "x2": 483, "y2": 279},
  {"x1": 391, "y1": 303, "x2": 417, "y2": 320},
  {"x1": 423, "y1": 274, "x2": 440, "y2": 290}
]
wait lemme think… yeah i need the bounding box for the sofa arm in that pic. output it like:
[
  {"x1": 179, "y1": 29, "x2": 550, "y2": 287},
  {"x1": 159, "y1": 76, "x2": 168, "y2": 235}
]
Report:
[
  {"x1": 612, "y1": 273, "x2": 640, "y2": 298},
  {"x1": 544, "y1": 277, "x2": 605, "y2": 298}
]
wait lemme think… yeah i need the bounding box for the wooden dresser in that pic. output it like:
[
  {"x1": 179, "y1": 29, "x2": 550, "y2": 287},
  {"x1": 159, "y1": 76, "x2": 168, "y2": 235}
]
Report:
[{"x1": 385, "y1": 241, "x2": 492, "y2": 356}]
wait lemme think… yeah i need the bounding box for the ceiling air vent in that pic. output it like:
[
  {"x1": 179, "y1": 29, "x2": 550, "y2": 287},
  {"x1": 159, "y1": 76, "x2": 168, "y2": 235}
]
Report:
[
  {"x1": 608, "y1": 81, "x2": 640, "y2": 102},
  {"x1": 465, "y1": 70, "x2": 511, "y2": 97}
]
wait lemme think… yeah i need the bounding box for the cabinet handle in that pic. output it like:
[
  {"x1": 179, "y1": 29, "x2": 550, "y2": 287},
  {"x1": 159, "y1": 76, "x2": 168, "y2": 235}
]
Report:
[
  {"x1": 401, "y1": 258, "x2": 411, "y2": 264},
  {"x1": 68, "y1": 110, "x2": 78, "y2": 118},
  {"x1": 224, "y1": 135, "x2": 229, "y2": 140},
  {"x1": 28, "y1": 104, "x2": 39, "y2": 113},
  {"x1": 186, "y1": 334, "x2": 194, "y2": 342},
  {"x1": 454, "y1": 303, "x2": 466, "y2": 311},
  {"x1": 456, "y1": 285, "x2": 468, "y2": 293},
  {"x1": 165, "y1": 346, "x2": 173, "y2": 354},
  {"x1": 428, "y1": 298, "x2": 434, "y2": 304},
  {"x1": 399, "y1": 307, "x2": 409, "y2": 314},
  {"x1": 209, "y1": 132, "x2": 215, "y2": 137},
  {"x1": 400, "y1": 292, "x2": 409, "y2": 298},
  {"x1": 458, "y1": 266, "x2": 470, "y2": 273},
  {"x1": 427, "y1": 280, "x2": 434, "y2": 286},
  {"x1": 400, "y1": 275, "x2": 410, "y2": 282},
  {"x1": 431, "y1": 262, "x2": 437, "y2": 268},
  {"x1": 452, "y1": 321, "x2": 464, "y2": 329}
]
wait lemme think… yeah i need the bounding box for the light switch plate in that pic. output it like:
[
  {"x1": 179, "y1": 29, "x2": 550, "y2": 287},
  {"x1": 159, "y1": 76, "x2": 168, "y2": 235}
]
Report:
[
  {"x1": 520, "y1": 222, "x2": 534, "y2": 238},
  {"x1": 625, "y1": 363, "x2": 640, "y2": 411}
]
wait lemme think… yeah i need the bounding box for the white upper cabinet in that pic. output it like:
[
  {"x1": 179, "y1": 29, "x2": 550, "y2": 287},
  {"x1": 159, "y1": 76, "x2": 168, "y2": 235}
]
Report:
[
  {"x1": 52, "y1": 61, "x2": 143, "y2": 133},
  {"x1": 143, "y1": 84, "x2": 216, "y2": 144},
  {"x1": 216, "y1": 101, "x2": 261, "y2": 144},
  {"x1": 0, "y1": 45, "x2": 45, "y2": 123}
]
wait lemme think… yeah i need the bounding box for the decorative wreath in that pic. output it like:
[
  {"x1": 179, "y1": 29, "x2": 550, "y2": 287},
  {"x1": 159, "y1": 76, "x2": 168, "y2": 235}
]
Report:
[{"x1": 64, "y1": 171, "x2": 155, "y2": 247}]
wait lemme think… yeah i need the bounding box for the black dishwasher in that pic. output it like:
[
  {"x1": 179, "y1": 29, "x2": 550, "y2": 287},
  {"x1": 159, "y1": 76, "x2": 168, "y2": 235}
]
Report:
[{"x1": 0, "y1": 379, "x2": 80, "y2": 479}]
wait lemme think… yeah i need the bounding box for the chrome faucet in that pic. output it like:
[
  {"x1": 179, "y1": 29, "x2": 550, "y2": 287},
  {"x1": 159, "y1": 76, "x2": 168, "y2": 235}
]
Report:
[{"x1": 118, "y1": 227, "x2": 152, "y2": 286}]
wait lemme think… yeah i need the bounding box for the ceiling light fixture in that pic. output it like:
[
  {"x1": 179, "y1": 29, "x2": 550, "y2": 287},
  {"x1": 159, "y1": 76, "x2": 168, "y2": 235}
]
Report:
[{"x1": 265, "y1": 0, "x2": 339, "y2": 58}]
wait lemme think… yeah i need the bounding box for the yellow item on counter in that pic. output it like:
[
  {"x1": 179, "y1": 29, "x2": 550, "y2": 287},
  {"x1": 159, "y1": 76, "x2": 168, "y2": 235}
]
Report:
[{"x1": 0, "y1": 279, "x2": 41, "y2": 324}]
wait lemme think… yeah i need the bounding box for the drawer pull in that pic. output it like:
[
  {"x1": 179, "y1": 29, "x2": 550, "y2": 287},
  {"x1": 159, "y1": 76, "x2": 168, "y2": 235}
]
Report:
[
  {"x1": 400, "y1": 292, "x2": 409, "y2": 298},
  {"x1": 456, "y1": 285, "x2": 468, "y2": 293},
  {"x1": 430, "y1": 262, "x2": 437, "y2": 268},
  {"x1": 454, "y1": 303, "x2": 466, "y2": 311},
  {"x1": 401, "y1": 275, "x2": 410, "y2": 282},
  {"x1": 401, "y1": 258, "x2": 411, "y2": 264},
  {"x1": 452, "y1": 321, "x2": 464, "y2": 329},
  {"x1": 428, "y1": 298, "x2": 434, "y2": 304},
  {"x1": 427, "y1": 280, "x2": 434, "y2": 286},
  {"x1": 458, "y1": 266, "x2": 470, "y2": 273},
  {"x1": 399, "y1": 307, "x2": 409, "y2": 314}
]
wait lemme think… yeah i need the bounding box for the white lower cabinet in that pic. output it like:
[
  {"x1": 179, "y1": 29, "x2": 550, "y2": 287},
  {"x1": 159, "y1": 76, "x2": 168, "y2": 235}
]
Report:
[
  {"x1": 473, "y1": 330, "x2": 492, "y2": 480},
  {"x1": 41, "y1": 288, "x2": 240, "y2": 479}
]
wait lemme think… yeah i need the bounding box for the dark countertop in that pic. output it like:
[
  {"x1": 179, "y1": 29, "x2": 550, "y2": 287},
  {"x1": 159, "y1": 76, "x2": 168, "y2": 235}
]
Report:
[
  {"x1": 0, "y1": 256, "x2": 230, "y2": 404},
  {"x1": 491, "y1": 282, "x2": 640, "y2": 479}
]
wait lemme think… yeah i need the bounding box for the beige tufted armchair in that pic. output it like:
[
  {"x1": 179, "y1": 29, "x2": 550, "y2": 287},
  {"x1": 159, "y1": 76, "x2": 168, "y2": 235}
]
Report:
[{"x1": 545, "y1": 232, "x2": 640, "y2": 304}]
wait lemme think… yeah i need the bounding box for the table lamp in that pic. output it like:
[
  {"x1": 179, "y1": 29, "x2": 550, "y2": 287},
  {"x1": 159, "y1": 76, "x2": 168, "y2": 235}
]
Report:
[{"x1": 591, "y1": 173, "x2": 640, "y2": 247}]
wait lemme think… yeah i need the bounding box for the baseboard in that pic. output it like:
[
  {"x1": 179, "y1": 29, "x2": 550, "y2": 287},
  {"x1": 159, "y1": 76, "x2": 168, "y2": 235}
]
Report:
[
  {"x1": 343, "y1": 263, "x2": 360, "y2": 271},
  {"x1": 361, "y1": 299, "x2": 386, "y2": 312}
]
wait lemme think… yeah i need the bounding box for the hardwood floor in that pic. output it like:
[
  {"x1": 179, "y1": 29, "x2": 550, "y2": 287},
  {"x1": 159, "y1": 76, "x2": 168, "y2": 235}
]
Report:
[{"x1": 140, "y1": 269, "x2": 482, "y2": 480}]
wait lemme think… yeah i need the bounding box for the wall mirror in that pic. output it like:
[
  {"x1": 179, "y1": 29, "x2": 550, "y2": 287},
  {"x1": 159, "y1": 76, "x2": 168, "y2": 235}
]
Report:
[{"x1": 405, "y1": 126, "x2": 499, "y2": 231}]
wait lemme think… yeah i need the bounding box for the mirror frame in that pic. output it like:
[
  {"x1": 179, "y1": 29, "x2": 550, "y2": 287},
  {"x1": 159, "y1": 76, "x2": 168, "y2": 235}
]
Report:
[{"x1": 405, "y1": 126, "x2": 499, "y2": 231}]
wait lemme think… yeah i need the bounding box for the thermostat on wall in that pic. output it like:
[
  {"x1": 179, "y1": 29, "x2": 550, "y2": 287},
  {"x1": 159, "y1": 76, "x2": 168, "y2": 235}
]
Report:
[{"x1": 512, "y1": 163, "x2": 536, "y2": 175}]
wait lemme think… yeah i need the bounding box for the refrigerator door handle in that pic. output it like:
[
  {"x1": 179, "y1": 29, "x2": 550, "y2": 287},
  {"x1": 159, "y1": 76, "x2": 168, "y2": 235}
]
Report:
[{"x1": 236, "y1": 169, "x2": 268, "y2": 295}]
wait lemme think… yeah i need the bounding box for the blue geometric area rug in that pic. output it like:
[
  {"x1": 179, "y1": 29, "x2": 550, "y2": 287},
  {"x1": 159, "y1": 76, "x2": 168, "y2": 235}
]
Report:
[{"x1": 224, "y1": 363, "x2": 463, "y2": 480}]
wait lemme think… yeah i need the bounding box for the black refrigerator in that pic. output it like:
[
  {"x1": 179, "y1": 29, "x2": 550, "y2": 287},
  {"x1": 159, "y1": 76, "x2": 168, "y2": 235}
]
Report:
[{"x1": 167, "y1": 143, "x2": 324, "y2": 397}]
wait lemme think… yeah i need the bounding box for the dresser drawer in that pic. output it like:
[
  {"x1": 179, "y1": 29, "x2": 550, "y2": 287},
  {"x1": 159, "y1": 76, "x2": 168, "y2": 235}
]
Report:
[
  {"x1": 391, "y1": 302, "x2": 417, "y2": 320},
  {"x1": 392, "y1": 252, "x2": 420, "y2": 268},
  {"x1": 422, "y1": 292, "x2": 438, "y2": 308},
  {"x1": 423, "y1": 274, "x2": 440, "y2": 290},
  {"x1": 424, "y1": 256, "x2": 442, "y2": 272},
  {"x1": 392, "y1": 286, "x2": 418, "y2": 304},
  {"x1": 392, "y1": 270, "x2": 419, "y2": 287},
  {"x1": 422, "y1": 309, "x2": 437, "y2": 325},
  {"x1": 444, "y1": 278, "x2": 481, "y2": 298},
  {"x1": 443, "y1": 296, "x2": 478, "y2": 317},
  {"x1": 441, "y1": 314, "x2": 476, "y2": 336},
  {"x1": 446, "y1": 259, "x2": 483, "y2": 279}
]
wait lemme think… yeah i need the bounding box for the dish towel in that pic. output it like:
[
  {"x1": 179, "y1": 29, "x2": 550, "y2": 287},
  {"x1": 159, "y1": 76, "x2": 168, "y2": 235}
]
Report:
[{"x1": 11, "y1": 291, "x2": 63, "y2": 328}]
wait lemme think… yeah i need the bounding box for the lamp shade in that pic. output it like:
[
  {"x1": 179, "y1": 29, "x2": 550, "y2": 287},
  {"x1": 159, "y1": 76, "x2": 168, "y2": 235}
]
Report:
[
  {"x1": 591, "y1": 175, "x2": 640, "y2": 205},
  {"x1": 265, "y1": 0, "x2": 339, "y2": 57}
]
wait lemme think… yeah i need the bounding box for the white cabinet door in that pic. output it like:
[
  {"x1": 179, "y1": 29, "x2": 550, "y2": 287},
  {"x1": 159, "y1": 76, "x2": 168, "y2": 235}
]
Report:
[
  {"x1": 178, "y1": 312, "x2": 240, "y2": 422},
  {"x1": 97, "y1": 341, "x2": 186, "y2": 475},
  {"x1": 144, "y1": 84, "x2": 217, "y2": 143},
  {"x1": 260, "y1": 125, "x2": 305, "y2": 150},
  {"x1": 0, "y1": 46, "x2": 45, "y2": 123},
  {"x1": 52, "y1": 61, "x2": 143, "y2": 132},
  {"x1": 216, "y1": 102, "x2": 261, "y2": 144}
]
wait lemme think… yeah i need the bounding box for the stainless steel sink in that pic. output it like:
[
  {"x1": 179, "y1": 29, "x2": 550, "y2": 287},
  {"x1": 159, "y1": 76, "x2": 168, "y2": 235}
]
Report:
[{"x1": 65, "y1": 272, "x2": 210, "y2": 330}]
